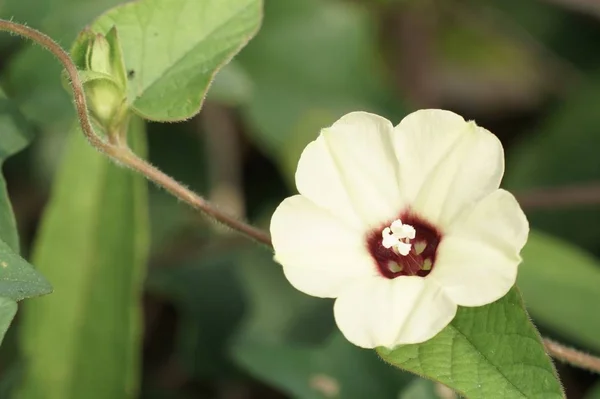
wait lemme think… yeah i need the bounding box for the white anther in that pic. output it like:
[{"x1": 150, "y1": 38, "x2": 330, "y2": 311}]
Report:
[
  {"x1": 381, "y1": 219, "x2": 416, "y2": 256},
  {"x1": 396, "y1": 241, "x2": 412, "y2": 256},
  {"x1": 390, "y1": 220, "x2": 416, "y2": 239},
  {"x1": 381, "y1": 227, "x2": 399, "y2": 249}
]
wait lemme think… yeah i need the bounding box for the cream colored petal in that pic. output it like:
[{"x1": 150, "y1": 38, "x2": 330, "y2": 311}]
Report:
[
  {"x1": 429, "y1": 190, "x2": 528, "y2": 306},
  {"x1": 271, "y1": 195, "x2": 378, "y2": 298},
  {"x1": 295, "y1": 112, "x2": 405, "y2": 229},
  {"x1": 393, "y1": 109, "x2": 504, "y2": 228},
  {"x1": 333, "y1": 276, "x2": 457, "y2": 349}
]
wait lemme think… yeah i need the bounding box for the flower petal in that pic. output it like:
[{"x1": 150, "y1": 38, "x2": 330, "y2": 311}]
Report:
[
  {"x1": 271, "y1": 195, "x2": 378, "y2": 298},
  {"x1": 295, "y1": 112, "x2": 405, "y2": 229},
  {"x1": 393, "y1": 109, "x2": 504, "y2": 228},
  {"x1": 429, "y1": 190, "x2": 528, "y2": 307},
  {"x1": 333, "y1": 276, "x2": 456, "y2": 349}
]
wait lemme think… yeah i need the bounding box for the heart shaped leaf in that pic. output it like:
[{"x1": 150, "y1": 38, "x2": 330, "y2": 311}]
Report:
[{"x1": 378, "y1": 288, "x2": 564, "y2": 399}]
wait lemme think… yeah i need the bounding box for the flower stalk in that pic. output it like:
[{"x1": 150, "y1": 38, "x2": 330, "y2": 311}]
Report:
[{"x1": 0, "y1": 18, "x2": 598, "y2": 373}]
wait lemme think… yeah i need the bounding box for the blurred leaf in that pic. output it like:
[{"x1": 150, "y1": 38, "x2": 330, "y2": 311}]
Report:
[
  {"x1": 239, "y1": 0, "x2": 405, "y2": 184},
  {"x1": 0, "y1": 362, "x2": 20, "y2": 398},
  {"x1": 146, "y1": 249, "x2": 246, "y2": 379},
  {"x1": 479, "y1": 0, "x2": 600, "y2": 71},
  {"x1": 233, "y1": 246, "x2": 334, "y2": 345},
  {"x1": 0, "y1": 89, "x2": 34, "y2": 252},
  {"x1": 17, "y1": 117, "x2": 149, "y2": 399},
  {"x1": 398, "y1": 378, "x2": 439, "y2": 399},
  {"x1": 518, "y1": 230, "x2": 600, "y2": 352},
  {"x1": 585, "y1": 383, "x2": 600, "y2": 399},
  {"x1": 378, "y1": 288, "x2": 563, "y2": 399},
  {"x1": 437, "y1": 17, "x2": 542, "y2": 79},
  {"x1": 2, "y1": 0, "x2": 125, "y2": 131},
  {"x1": 206, "y1": 61, "x2": 254, "y2": 106},
  {"x1": 84, "y1": 0, "x2": 262, "y2": 121},
  {"x1": 0, "y1": 297, "x2": 17, "y2": 345},
  {"x1": 505, "y1": 78, "x2": 600, "y2": 251},
  {"x1": 233, "y1": 332, "x2": 410, "y2": 399},
  {"x1": 230, "y1": 247, "x2": 410, "y2": 398}
]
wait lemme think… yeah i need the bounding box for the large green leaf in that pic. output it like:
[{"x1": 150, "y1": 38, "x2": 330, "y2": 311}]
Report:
[
  {"x1": 0, "y1": 90, "x2": 50, "y2": 301},
  {"x1": 378, "y1": 288, "x2": 564, "y2": 399},
  {"x1": 0, "y1": 89, "x2": 51, "y2": 348},
  {"x1": 84, "y1": 0, "x2": 262, "y2": 121},
  {"x1": 17, "y1": 117, "x2": 149, "y2": 399},
  {"x1": 518, "y1": 230, "x2": 600, "y2": 353},
  {"x1": 233, "y1": 332, "x2": 411, "y2": 399},
  {"x1": 0, "y1": 89, "x2": 33, "y2": 252}
]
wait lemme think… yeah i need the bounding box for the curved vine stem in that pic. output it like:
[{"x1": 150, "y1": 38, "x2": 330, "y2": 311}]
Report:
[
  {"x1": 0, "y1": 19, "x2": 271, "y2": 246},
  {"x1": 0, "y1": 18, "x2": 599, "y2": 374},
  {"x1": 544, "y1": 339, "x2": 600, "y2": 374}
]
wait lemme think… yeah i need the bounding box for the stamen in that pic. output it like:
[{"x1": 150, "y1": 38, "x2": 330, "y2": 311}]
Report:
[
  {"x1": 396, "y1": 241, "x2": 411, "y2": 256},
  {"x1": 391, "y1": 220, "x2": 415, "y2": 240},
  {"x1": 381, "y1": 219, "x2": 416, "y2": 256},
  {"x1": 381, "y1": 227, "x2": 399, "y2": 249}
]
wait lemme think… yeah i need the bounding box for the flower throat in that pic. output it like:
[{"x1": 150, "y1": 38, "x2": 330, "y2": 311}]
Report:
[{"x1": 367, "y1": 214, "x2": 441, "y2": 279}]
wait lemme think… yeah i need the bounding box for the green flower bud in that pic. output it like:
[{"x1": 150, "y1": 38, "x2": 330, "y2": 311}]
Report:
[
  {"x1": 71, "y1": 26, "x2": 129, "y2": 132},
  {"x1": 89, "y1": 34, "x2": 112, "y2": 76}
]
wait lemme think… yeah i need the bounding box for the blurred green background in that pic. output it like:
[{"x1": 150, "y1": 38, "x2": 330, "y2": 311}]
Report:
[{"x1": 2, "y1": 0, "x2": 600, "y2": 398}]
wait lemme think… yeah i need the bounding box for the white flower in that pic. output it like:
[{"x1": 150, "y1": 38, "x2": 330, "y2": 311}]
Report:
[{"x1": 270, "y1": 110, "x2": 529, "y2": 349}]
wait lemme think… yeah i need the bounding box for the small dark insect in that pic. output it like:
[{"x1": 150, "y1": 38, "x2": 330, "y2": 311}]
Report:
[{"x1": 128, "y1": 69, "x2": 135, "y2": 79}]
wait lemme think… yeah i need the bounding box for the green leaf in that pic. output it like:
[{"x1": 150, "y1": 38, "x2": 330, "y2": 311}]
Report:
[
  {"x1": 0, "y1": 297, "x2": 17, "y2": 345},
  {"x1": 0, "y1": 239, "x2": 52, "y2": 301},
  {"x1": 17, "y1": 117, "x2": 149, "y2": 399},
  {"x1": 82, "y1": 0, "x2": 262, "y2": 121},
  {"x1": 0, "y1": 89, "x2": 34, "y2": 252},
  {"x1": 233, "y1": 332, "x2": 411, "y2": 399},
  {"x1": 377, "y1": 288, "x2": 564, "y2": 399},
  {"x1": 518, "y1": 230, "x2": 600, "y2": 353},
  {"x1": 0, "y1": 89, "x2": 51, "y2": 349}
]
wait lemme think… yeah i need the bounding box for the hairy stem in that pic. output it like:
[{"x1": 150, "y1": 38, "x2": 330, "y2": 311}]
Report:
[
  {"x1": 0, "y1": 19, "x2": 271, "y2": 246},
  {"x1": 544, "y1": 339, "x2": 600, "y2": 374},
  {"x1": 1, "y1": 18, "x2": 599, "y2": 374}
]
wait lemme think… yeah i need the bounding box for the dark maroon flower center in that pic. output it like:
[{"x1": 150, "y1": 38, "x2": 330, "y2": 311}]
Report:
[{"x1": 366, "y1": 212, "x2": 442, "y2": 279}]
